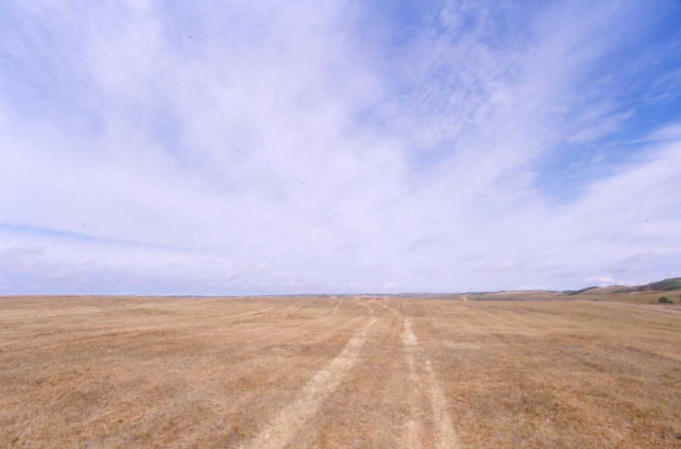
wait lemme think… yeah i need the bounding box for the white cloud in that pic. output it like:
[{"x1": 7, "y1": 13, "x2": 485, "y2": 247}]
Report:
[{"x1": 0, "y1": 0, "x2": 679, "y2": 294}]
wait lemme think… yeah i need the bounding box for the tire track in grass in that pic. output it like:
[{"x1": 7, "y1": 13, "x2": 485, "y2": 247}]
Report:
[
  {"x1": 403, "y1": 316, "x2": 461, "y2": 449},
  {"x1": 230, "y1": 305, "x2": 279, "y2": 318},
  {"x1": 402, "y1": 316, "x2": 423, "y2": 448},
  {"x1": 239, "y1": 317, "x2": 377, "y2": 449},
  {"x1": 272, "y1": 298, "x2": 317, "y2": 317},
  {"x1": 331, "y1": 297, "x2": 342, "y2": 315}
]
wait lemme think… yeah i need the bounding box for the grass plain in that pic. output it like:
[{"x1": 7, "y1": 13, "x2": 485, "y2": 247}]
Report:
[{"x1": 1, "y1": 294, "x2": 680, "y2": 448}]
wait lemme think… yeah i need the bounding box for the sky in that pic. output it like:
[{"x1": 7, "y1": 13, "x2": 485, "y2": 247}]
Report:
[{"x1": 1, "y1": 0, "x2": 680, "y2": 295}]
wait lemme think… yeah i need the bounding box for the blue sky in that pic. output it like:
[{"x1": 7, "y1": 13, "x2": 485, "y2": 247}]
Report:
[{"x1": 1, "y1": 0, "x2": 680, "y2": 294}]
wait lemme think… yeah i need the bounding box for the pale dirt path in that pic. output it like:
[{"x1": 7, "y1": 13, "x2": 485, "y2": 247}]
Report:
[
  {"x1": 218, "y1": 300, "x2": 305, "y2": 320},
  {"x1": 239, "y1": 317, "x2": 377, "y2": 449},
  {"x1": 353, "y1": 299, "x2": 373, "y2": 315},
  {"x1": 264, "y1": 298, "x2": 317, "y2": 318},
  {"x1": 230, "y1": 304, "x2": 280, "y2": 318},
  {"x1": 401, "y1": 316, "x2": 423, "y2": 448},
  {"x1": 330, "y1": 297, "x2": 342, "y2": 315},
  {"x1": 402, "y1": 314, "x2": 461, "y2": 449}
]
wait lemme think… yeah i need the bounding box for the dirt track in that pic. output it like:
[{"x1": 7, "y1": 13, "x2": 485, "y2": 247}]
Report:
[{"x1": 1, "y1": 296, "x2": 681, "y2": 448}]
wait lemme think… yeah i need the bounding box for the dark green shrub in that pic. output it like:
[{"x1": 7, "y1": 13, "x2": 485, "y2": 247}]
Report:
[{"x1": 658, "y1": 296, "x2": 672, "y2": 304}]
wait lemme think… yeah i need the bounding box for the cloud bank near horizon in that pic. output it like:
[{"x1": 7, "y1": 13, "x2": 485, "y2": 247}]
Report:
[{"x1": 1, "y1": 0, "x2": 680, "y2": 294}]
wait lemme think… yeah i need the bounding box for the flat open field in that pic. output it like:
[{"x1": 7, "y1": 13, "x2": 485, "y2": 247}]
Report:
[{"x1": 1, "y1": 296, "x2": 680, "y2": 448}]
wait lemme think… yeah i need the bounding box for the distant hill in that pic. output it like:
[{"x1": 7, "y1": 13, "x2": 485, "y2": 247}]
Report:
[
  {"x1": 563, "y1": 286, "x2": 598, "y2": 295},
  {"x1": 561, "y1": 277, "x2": 681, "y2": 299},
  {"x1": 614, "y1": 277, "x2": 681, "y2": 293},
  {"x1": 391, "y1": 277, "x2": 681, "y2": 302}
]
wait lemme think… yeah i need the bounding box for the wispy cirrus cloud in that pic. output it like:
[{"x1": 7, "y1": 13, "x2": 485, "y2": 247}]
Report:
[{"x1": 0, "y1": 0, "x2": 680, "y2": 294}]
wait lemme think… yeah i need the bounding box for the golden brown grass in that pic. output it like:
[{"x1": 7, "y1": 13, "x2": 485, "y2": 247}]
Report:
[{"x1": 1, "y1": 295, "x2": 680, "y2": 448}]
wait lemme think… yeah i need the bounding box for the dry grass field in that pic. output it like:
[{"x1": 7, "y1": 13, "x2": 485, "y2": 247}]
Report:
[{"x1": 1, "y1": 295, "x2": 681, "y2": 448}]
